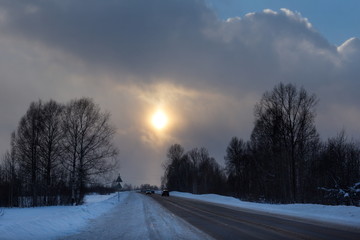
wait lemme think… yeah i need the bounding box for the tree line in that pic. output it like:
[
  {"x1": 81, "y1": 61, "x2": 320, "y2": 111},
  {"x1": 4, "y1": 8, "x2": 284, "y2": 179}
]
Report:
[
  {"x1": 0, "y1": 98, "x2": 118, "y2": 207},
  {"x1": 162, "y1": 83, "x2": 360, "y2": 205},
  {"x1": 162, "y1": 144, "x2": 227, "y2": 195}
]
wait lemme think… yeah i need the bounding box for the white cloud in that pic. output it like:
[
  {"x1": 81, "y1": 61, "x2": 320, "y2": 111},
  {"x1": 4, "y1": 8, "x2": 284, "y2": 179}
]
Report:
[
  {"x1": 338, "y1": 37, "x2": 360, "y2": 65},
  {"x1": 279, "y1": 8, "x2": 312, "y2": 29},
  {"x1": 263, "y1": 9, "x2": 277, "y2": 15}
]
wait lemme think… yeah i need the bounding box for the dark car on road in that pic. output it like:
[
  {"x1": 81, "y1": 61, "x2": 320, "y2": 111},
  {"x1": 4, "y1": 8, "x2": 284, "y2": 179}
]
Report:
[{"x1": 161, "y1": 189, "x2": 170, "y2": 197}]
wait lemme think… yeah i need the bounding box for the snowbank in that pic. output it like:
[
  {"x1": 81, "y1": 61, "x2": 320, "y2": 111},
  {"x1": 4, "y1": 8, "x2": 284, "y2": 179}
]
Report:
[
  {"x1": 171, "y1": 191, "x2": 360, "y2": 228},
  {"x1": 1, "y1": 191, "x2": 359, "y2": 240},
  {"x1": 0, "y1": 192, "x2": 120, "y2": 240}
]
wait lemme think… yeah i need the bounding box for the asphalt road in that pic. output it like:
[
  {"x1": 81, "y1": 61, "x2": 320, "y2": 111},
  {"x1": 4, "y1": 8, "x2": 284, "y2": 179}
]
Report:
[{"x1": 151, "y1": 194, "x2": 360, "y2": 240}]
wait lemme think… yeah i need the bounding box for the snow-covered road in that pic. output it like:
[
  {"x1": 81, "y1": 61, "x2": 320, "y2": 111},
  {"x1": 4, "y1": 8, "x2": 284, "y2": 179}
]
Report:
[{"x1": 60, "y1": 192, "x2": 212, "y2": 240}]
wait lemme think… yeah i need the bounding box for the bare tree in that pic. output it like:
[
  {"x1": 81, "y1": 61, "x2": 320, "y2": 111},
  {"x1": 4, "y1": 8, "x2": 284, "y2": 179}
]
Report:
[
  {"x1": 16, "y1": 101, "x2": 43, "y2": 206},
  {"x1": 162, "y1": 144, "x2": 226, "y2": 194},
  {"x1": 162, "y1": 144, "x2": 188, "y2": 191},
  {"x1": 188, "y1": 147, "x2": 214, "y2": 194},
  {"x1": 316, "y1": 131, "x2": 360, "y2": 205},
  {"x1": 224, "y1": 137, "x2": 248, "y2": 197},
  {"x1": 4, "y1": 132, "x2": 18, "y2": 207},
  {"x1": 166, "y1": 144, "x2": 185, "y2": 164},
  {"x1": 1, "y1": 150, "x2": 16, "y2": 207},
  {"x1": 251, "y1": 83, "x2": 319, "y2": 202},
  {"x1": 188, "y1": 147, "x2": 201, "y2": 194},
  {"x1": 61, "y1": 98, "x2": 118, "y2": 204},
  {"x1": 1, "y1": 98, "x2": 119, "y2": 207},
  {"x1": 38, "y1": 100, "x2": 64, "y2": 205}
]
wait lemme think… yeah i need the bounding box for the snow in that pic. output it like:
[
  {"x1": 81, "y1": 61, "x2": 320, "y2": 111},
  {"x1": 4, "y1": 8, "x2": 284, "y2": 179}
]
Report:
[
  {"x1": 171, "y1": 191, "x2": 360, "y2": 229},
  {"x1": 1, "y1": 191, "x2": 360, "y2": 240},
  {"x1": 0, "y1": 193, "x2": 118, "y2": 240},
  {"x1": 0, "y1": 192, "x2": 210, "y2": 240},
  {"x1": 61, "y1": 191, "x2": 211, "y2": 240}
]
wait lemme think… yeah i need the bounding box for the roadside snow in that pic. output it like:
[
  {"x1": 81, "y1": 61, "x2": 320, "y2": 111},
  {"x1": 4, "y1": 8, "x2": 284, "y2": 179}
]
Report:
[
  {"x1": 0, "y1": 192, "x2": 211, "y2": 240},
  {"x1": 61, "y1": 192, "x2": 212, "y2": 240},
  {"x1": 0, "y1": 193, "x2": 118, "y2": 240},
  {"x1": 2, "y1": 191, "x2": 359, "y2": 240},
  {"x1": 171, "y1": 191, "x2": 360, "y2": 229},
  {"x1": 83, "y1": 193, "x2": 118, "y2": 204}
]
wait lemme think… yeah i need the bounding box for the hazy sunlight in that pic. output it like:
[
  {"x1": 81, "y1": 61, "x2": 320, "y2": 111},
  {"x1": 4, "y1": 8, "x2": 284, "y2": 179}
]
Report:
[{"x1": 151, "y1": 110, "x2": 168, "y2": 130}]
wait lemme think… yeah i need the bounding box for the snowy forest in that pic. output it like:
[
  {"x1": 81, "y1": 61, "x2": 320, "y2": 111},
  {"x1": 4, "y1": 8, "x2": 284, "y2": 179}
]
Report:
[
  {"x1": 162, "y1": 83, "x2": 360, "y2": 206},
  {"x1": 0, "y1": 98, "x2": 118, "y2": 207}
]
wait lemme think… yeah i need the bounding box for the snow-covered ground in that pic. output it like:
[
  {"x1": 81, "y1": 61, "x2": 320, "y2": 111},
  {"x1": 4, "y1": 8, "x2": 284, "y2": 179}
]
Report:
[
  {"x1": 172, "y1": 191, "x2": 360, "y2": 229},
  {"x1": 0, "y1": 192, "x2": 210, "y2": 240},
  {"x1": 60, "y1": 191, "x2": 211, "y2": 240},
  {"x1": 0, "y1": 193, "x2": 119, "y2": 240},
  {"x1": 1, "y1": 191, "x2": 359, "y2": 240}
]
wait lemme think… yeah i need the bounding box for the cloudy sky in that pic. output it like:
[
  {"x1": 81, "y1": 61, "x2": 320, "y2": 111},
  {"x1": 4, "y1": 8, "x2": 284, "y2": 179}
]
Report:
[{"x1": 0, "y1": 0, "x2": 359, "y2": 186}]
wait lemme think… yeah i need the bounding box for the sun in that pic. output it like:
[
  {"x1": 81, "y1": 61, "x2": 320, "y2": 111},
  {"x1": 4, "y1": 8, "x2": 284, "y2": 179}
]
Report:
[{"x1": 151, "y1": 110, "x2": 168, "y2": 130}]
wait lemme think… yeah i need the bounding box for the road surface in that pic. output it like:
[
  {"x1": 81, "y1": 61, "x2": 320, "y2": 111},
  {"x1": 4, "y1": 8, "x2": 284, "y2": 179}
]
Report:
[
  {"x1": 59, "y1": 192, "x2": 212, "y2": 240},
  {"x1": 151, "y1": 194, "x2": 360, "y2": 240}
]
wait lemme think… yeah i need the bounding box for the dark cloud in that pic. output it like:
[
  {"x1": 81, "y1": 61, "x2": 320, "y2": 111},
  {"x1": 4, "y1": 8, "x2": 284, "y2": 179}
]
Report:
[
  {"x1": 0, "y1": 0, "x2": 217, "y2": 80},
  {"x1": 0, "y1": 0, "x2": 344, "y2": 89}
]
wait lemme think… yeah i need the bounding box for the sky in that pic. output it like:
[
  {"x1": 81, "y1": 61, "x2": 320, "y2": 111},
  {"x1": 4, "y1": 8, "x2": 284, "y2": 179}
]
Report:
[
  {"x1": 0, "y1": 0, "x2": 359, "y2": 186},
  {"x1": 206, "y1": 0, "x2": 360, "y2": 46}
]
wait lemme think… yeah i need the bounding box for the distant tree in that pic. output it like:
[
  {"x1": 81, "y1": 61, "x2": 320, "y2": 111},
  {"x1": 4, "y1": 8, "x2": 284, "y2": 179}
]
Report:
[
  {"x1": 162, "y1": 144, "x2": 226, "y2": 194},
  {"x1": 166, "y1": 144, "x2": 185, "y2": 165},
  {"x1": 0, "y1": 98, "x2": 119, "y2": 207},
  {"x1": 4, "y1": 132, "x2": 19, "y2": 207},
  {"x1": 197, "y1": 153, "x2": 223, "y2": 194},
  {"x1": 162, "y1": 144, "x2": 190, "y2": 192},
  {"x1": 315, "y1": 131, "x2": 360, "y2": 205},
  {"x1": 224, "y1": 137, "x2": 251, "y2": 198},
  {"x1": 1, "y1": 151, "x2": 13, "y2": 206},
  {"x1": 251, "y1": 83, "x2": 319, "y2": 202},
  {"x1": 15, "y1": 101, "x2": 43, "y2": 206},
  {"x1": 121, "y1": 183, "x2": 133, "y2": 191},
  {"x1": 61, "y1": 98, "x2": 118, "y2": 205},
  {"x1": 188, "y1": 147, "x2": 225, "y2": 194},
  {"x1": 38, "y1": 100, "x2": 64, "y2": 205},
  {"x1": 188, "y1": 147, "x2": 202, "y2": 194}
]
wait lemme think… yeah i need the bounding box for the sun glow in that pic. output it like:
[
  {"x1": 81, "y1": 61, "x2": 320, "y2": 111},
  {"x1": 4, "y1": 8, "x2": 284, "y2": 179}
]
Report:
[{"x1": 151, "y1": 110, "x2": 168, "y2": 130}]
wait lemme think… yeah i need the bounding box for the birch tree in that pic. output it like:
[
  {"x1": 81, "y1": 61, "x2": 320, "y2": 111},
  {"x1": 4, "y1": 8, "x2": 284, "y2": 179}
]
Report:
[{"x1": 61, "y1": 98, "x2": 118, "y2": 204}]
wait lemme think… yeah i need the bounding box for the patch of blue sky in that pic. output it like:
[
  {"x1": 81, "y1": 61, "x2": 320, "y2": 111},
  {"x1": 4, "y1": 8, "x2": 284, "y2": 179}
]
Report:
[{"x1": 206, "y1": 0, "x2": 360, "y2": 46}]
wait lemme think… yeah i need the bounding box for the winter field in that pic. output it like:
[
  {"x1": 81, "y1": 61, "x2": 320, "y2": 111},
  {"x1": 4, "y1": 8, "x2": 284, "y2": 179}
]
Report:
[{"x1": 0, "y1": 191, "x2": 359, "y2": 240}]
